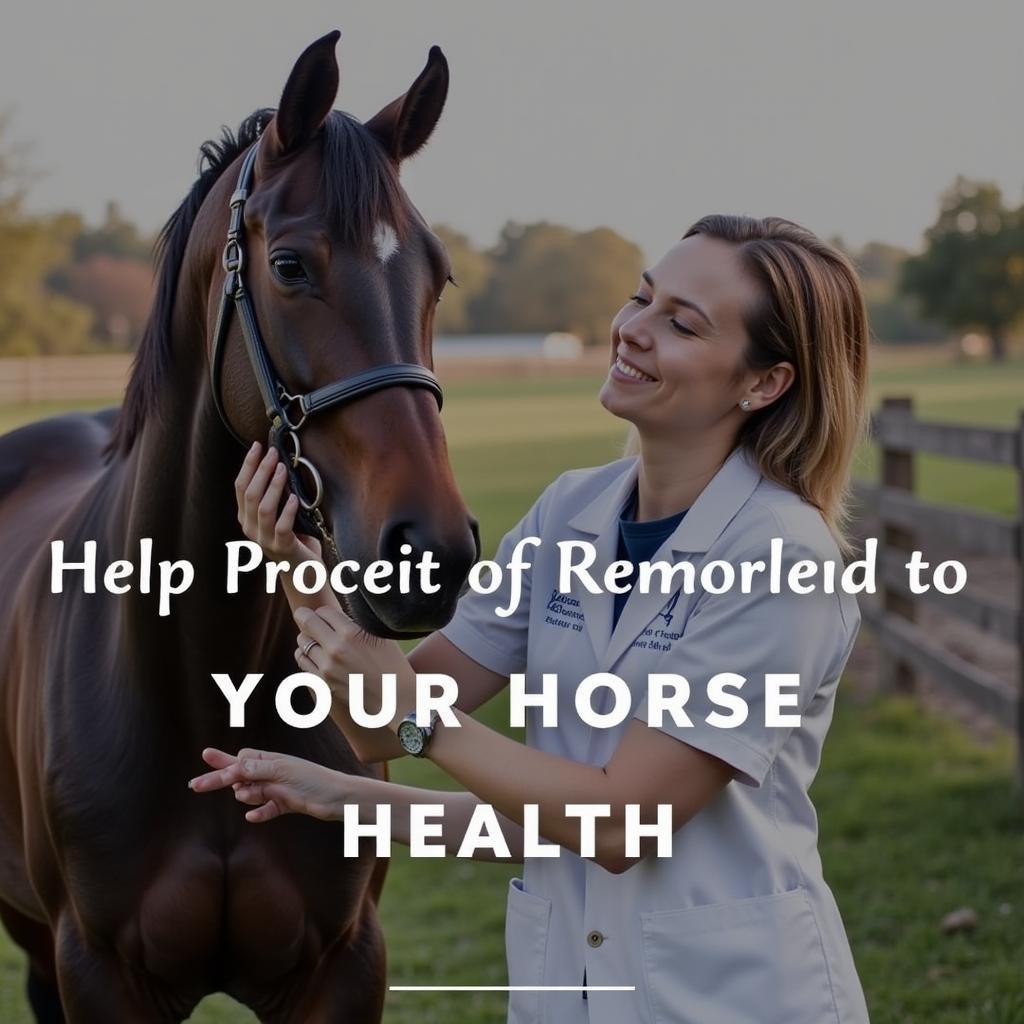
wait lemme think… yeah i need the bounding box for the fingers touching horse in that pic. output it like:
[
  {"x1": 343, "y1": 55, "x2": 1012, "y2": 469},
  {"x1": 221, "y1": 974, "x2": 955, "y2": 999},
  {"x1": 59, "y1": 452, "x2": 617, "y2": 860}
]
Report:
[{"x1": 0, "y1": 31, "x2": 477, "y2": 1022}]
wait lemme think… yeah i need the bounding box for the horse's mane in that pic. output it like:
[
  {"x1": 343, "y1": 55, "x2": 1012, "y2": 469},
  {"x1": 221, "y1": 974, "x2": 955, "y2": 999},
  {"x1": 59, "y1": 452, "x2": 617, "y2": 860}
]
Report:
[{"x1": 106, "y1": 108, "x2": 411, "y2": 458}]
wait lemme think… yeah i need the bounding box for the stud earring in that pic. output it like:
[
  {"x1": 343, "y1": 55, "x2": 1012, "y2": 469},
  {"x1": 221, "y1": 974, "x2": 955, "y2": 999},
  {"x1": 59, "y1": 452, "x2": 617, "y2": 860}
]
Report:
[{"x1": 740, "y1": 399, "x2": 752, "y2": 411}]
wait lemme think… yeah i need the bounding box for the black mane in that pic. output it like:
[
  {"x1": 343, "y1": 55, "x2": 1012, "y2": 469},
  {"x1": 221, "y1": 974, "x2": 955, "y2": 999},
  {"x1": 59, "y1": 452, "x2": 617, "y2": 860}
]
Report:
[{"x1": 107, "y1": 109, "x2": 411, "y2": 457}]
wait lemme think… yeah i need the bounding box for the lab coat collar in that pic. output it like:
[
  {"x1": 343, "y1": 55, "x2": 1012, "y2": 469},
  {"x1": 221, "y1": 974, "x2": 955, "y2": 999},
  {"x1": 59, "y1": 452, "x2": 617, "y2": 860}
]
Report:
[
  {"x1": 565, "y1": 445, "x2": 763, "y2": 667},
  {"x1": 566, "y1": 444, "x2": 762, "y2": 554}
]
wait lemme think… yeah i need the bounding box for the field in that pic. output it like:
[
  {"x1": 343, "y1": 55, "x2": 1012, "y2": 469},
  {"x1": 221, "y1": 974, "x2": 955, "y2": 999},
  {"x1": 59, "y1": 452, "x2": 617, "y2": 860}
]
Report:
[{"x1": 0, "y1": 346, "x2": 1022, "y2": 1023}]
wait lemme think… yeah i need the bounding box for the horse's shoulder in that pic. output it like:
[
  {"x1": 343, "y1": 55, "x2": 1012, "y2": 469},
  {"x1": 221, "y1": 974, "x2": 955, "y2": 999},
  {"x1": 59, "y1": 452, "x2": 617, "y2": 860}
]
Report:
[
  {"x1": 0, "y1": 407, "x2": 117, "y2": 453},
  {"x1": 0, "y1": 408, "x2": 116, "y2": 500}
]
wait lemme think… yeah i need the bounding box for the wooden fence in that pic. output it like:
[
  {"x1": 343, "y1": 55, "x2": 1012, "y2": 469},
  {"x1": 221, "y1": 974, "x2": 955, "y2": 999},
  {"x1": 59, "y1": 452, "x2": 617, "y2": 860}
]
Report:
[
  {"x1": 0, "y1": 351, "x2": 609, "y2": 404},
  {"x1": 855, "y1": 396, "x2": 1024, "y2": 783},
  {"x1": 0, "y1": 355, "x2": 133, "y2": 403}
]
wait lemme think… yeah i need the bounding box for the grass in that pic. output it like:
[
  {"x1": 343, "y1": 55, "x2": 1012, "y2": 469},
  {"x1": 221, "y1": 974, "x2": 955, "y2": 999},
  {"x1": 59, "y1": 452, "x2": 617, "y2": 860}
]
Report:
[
  {"x1": 0, "y1": 347, "x2": 1022, "y2": 1022},
  {"x1": 814, "y1": 696, "x2": 1023, "y2": 1024}
]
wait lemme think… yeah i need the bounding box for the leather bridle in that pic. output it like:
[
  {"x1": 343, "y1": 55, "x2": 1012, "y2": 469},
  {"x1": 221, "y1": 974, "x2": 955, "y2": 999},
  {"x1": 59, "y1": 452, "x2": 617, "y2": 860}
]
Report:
[{"x1": 209, "y1": 140, "x2": 444, "y2": 555}]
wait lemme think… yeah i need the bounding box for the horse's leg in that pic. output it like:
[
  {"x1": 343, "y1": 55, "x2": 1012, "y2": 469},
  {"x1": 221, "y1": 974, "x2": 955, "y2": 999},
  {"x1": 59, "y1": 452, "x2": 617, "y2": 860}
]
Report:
[
  {"x1": 0, "y1": 900, "x2": 65, "y2": 1024},
  {"x1": 26, "y1": 970, "x2": 65, "y2": 1024},
  {"x1": 271, "y1": 907, "x2": 387, "y2": 1024},
  {"x1": 53, "y1": 911, "x2": 192, "y2": 1024}
]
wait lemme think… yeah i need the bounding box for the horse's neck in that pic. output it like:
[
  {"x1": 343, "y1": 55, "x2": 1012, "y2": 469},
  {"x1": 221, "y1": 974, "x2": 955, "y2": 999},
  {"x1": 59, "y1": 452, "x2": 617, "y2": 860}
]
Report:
[
  {"x1": 125, "y1": 378, "x2": 237, "y2": 565},
  {"x1": 116, "y1": 351, "x2": 289, "y2": 668}
]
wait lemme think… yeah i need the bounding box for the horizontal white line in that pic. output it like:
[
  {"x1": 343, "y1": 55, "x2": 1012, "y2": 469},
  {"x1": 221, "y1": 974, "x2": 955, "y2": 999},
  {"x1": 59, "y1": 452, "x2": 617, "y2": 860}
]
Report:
[{"x1": 389, "y1": 985, "x2": 635, "y2": 992}]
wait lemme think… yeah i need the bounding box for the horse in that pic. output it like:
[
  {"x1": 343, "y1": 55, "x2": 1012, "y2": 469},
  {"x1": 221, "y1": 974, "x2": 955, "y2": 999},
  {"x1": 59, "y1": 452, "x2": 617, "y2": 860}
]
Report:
[{"x1": 0, "y1": 30, "x2": 478, "y2": 1022}]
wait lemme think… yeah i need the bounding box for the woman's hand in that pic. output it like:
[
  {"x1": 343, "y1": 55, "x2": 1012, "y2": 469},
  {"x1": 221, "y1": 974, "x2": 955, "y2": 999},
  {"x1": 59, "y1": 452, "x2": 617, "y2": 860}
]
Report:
[
  {"x1": 293, "y1": 605, "x2": 414, "y2": 721},
  {"x1": 188, "y1": 747, "x2": 353, "y2": 823},
  {"x1": 235, "y1": 441, "x2": 322, "y2": 564}
]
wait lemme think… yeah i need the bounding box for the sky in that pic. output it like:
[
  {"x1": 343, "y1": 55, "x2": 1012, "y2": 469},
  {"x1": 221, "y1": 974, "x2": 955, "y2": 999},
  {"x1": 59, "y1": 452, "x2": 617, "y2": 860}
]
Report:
[{"x1": 2, "y1": 0, "x2": 1023, "y2": 263}]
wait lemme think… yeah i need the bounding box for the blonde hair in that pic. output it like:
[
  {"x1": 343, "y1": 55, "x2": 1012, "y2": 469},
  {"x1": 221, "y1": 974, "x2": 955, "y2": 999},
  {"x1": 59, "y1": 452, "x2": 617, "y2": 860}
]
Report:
[{"x1": 624, "y1": 215, "x2": 869, "y2": 555}]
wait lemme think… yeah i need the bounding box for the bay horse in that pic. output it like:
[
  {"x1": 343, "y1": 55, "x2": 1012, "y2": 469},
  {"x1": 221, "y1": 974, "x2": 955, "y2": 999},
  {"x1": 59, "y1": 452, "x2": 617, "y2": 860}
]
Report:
[{"x1": 0, "y1": 31, "x2": 478, "y2": 1022}]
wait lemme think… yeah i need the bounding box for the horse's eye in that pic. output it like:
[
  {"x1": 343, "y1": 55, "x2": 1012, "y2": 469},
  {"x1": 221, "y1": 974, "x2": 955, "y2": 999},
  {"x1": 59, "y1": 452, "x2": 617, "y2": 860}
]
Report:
[{"x1": 271, "y1": 254, "x2": 307, "y2": 284}]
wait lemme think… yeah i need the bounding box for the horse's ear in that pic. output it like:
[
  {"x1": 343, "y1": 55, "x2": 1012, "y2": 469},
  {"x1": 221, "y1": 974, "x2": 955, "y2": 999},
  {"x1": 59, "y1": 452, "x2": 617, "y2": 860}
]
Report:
[
  {"x1": 265, "y1": 30, "x2": 341, "y2": 158},
  {"x1": 365, "y1": 45, "x2": 449, "y2": 163}
]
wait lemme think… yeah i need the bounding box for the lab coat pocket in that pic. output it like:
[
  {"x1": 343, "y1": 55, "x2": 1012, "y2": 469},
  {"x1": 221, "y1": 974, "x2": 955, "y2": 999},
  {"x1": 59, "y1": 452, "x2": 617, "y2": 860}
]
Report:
[
  {"x1": 505, "y1": 876, "x2": 552, "y2": 1024},
  {"x1": 640, "y1": 886, "x2": 840, "y2": 1024}
]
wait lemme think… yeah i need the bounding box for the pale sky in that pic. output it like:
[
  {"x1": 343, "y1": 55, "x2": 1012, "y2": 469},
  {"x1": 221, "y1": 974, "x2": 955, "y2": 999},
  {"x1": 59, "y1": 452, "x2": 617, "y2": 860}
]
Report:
[{"x1": 3, "y1": 0, "x2": 1022, "y2": 263}]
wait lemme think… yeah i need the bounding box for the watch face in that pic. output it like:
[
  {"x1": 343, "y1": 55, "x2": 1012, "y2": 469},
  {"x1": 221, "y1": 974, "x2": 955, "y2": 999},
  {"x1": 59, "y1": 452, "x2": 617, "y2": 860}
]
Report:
[{"x1": 398, "y1": 719, "x2": 425, "y2": 755}]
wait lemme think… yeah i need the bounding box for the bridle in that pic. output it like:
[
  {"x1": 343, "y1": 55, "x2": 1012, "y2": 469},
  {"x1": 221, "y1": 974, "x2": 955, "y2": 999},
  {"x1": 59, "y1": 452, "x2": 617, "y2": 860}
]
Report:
[{"x1": 209, "y1": 140, "x2": 444, "y2": 555}]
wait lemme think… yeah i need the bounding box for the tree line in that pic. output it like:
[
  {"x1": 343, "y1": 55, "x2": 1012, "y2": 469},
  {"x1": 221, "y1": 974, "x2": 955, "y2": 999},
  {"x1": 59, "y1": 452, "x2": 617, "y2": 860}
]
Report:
[{"x1": 1, "y1": 118, "x2": 1021, "y2": 360}]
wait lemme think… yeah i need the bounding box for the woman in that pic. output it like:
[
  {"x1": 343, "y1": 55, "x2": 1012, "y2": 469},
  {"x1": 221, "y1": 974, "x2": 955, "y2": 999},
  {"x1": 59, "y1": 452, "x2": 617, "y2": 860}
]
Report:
[{"x1": 191, "y1": 215, "x2": 871, "y2": 1023}]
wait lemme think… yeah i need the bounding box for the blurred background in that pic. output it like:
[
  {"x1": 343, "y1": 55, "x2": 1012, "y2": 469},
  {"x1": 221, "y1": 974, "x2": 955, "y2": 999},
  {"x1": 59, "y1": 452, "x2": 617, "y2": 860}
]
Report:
[{"x1": 0, "y1": 2, "x2": 1022, "y2": 1022}]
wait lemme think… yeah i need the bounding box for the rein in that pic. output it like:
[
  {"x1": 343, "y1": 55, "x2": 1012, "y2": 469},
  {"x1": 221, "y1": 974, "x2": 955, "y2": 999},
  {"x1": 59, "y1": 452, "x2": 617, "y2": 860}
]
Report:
[{"x1": 209, "y1": 141, "x2": 444, "y2": 557}]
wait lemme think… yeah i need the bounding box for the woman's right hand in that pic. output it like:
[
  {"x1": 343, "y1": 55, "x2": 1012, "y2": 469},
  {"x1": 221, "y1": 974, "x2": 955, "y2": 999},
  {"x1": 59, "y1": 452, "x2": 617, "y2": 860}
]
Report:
[
  {"x1": 235, "y1": 441, "x2": 322, "y2": 564},
  {"x1": 189, "y1": 747, "x2": 353, "y2": 823}
]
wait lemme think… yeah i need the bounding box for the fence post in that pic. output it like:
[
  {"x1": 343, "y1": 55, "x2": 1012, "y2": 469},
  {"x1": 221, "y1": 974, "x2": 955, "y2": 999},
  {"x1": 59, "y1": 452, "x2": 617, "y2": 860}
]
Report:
[
  {"x1": 879, "y1": 396, "x2": 918, "y2": 693},
  {"x1": 1017, "y1": 411, "x2": 1024, "y2": 788}
]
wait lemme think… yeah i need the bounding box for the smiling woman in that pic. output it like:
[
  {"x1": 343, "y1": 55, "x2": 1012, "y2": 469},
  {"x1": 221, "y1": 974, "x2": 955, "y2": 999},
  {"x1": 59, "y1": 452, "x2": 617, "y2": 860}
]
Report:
[{"x1": 194, "y1": 213, "x2": 873, "y2": 1024}]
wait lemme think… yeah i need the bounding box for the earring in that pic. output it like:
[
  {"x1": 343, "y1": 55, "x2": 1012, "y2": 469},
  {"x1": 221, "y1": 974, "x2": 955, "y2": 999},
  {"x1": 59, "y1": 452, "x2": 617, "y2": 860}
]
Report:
[{"x1": 740, "y1": 399, "x2": 752, "y2": 411}]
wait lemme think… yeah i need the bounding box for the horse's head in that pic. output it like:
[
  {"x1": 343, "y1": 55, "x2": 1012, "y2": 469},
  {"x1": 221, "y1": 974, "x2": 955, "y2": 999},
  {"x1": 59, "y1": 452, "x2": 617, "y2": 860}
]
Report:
[{"x1": 204, "y1": 32, "x2": 478, "y2": 637}]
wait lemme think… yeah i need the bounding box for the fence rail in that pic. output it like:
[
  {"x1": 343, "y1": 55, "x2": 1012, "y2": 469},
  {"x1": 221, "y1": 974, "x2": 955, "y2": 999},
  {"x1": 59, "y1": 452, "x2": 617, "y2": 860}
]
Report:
[
  {"x1": 0, "y1": 350, "x2": 611, "y2": 405},
  {"x1": 857, "y1": 397, "x2": 1024, "y2": 783},
  {"x1": 0, "y1": 355, "x2": 134, "y2": 403}
]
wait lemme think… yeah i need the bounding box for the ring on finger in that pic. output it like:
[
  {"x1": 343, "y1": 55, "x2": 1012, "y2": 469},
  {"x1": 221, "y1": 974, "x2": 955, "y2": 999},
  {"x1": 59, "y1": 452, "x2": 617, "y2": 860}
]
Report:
[{"x1": 301, "y1": 637, "x2": 320, "y2": 658}]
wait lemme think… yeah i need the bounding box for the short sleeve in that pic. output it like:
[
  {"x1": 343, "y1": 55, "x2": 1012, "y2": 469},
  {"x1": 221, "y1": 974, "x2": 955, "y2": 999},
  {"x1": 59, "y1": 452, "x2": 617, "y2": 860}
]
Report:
[
  {"x1": 632, "y1": 539, "x2": 858, "y2": 788},
  {"x1": 437, "y1": 481, "x2": 554, "y2": 677}
]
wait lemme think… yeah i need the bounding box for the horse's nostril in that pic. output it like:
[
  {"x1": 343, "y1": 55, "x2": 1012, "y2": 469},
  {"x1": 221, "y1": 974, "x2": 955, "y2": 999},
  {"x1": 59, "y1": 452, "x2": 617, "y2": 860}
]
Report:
[
  {"x1": 368, "y1": 513, "x2": 479, "y2": 632},
  {"x1": 378, "y1": 514, "x2": 478, "y2": 589},
  {"x1": 378, "y1": 519, "x2": 426, "y2": 568}
]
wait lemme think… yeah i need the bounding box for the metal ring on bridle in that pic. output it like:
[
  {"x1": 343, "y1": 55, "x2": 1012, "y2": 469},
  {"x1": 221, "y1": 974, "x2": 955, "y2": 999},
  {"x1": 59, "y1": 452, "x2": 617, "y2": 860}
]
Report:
[
  {"x1": 281, "y1": 431, "x2": 324, "y2": 511},
  {"x1": 277, "y1": 388, "x2": 307, "y2": 431}
]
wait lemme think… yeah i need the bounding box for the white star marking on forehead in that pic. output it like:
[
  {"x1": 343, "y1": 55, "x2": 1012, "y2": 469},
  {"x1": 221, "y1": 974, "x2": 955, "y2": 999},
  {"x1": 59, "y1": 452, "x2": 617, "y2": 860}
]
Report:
[{"x1": 372, "y1": 222, "x2": 399, "y2": 264}]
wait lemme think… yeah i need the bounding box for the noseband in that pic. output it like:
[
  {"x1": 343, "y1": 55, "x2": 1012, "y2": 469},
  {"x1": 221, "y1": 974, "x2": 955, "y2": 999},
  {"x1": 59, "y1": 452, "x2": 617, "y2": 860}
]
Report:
[{"x1": 209, "y1": 141, "x2": 443, "y2": 554}]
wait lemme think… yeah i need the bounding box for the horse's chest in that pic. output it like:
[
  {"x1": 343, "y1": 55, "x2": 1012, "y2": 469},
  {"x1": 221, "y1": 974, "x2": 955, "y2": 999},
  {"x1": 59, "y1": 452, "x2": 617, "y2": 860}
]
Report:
[{"x1": 117, "y1": 837, "x2": 333, "y2": 986}]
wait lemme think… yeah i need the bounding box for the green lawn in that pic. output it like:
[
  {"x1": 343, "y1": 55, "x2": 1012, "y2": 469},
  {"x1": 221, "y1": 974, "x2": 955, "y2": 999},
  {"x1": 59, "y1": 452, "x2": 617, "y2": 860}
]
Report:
[{"x1": 0, "y1": 349, "x2": 1022, "y2": 1023}]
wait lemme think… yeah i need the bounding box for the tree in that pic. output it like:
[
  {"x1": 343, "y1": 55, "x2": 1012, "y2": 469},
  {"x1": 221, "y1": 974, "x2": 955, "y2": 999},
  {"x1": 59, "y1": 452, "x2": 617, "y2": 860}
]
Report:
[
  {"x1": 853, "y1": 241, "x2": 944, "y2": 343},
  {"x1": 471, "y1": 220, "x2": 644, "y2": 345},
  {"x1": 901, "y1": 177, "x2": 1024, "y2": 361},
  {"x1": 431, "y1": 224, "x2": 493, "y2": 334},
  {"x1": 56, "y1": 253, "x2": 154, "y2": 349},
  {"x1": 0, "y1": 208, "x2": 95, "y2": 355},
  {"x1": 72, "y1": 200, "x2": 153, "y2": 263},
  {"x1": 0, "y1": 114, "x2": 95, "y2": 355}
]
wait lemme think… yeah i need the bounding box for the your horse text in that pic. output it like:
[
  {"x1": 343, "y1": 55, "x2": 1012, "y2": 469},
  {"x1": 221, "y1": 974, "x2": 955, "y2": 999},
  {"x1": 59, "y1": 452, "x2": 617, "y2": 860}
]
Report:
[{"x1": 213, "y1": 670, "x2": 804, "y2": 730}]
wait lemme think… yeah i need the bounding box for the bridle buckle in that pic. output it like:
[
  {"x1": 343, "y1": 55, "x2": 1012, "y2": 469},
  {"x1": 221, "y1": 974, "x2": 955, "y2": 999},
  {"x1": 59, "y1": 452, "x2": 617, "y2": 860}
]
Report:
[{"x1": 222, "y1": 238, "x2": 244, "y2": 275}]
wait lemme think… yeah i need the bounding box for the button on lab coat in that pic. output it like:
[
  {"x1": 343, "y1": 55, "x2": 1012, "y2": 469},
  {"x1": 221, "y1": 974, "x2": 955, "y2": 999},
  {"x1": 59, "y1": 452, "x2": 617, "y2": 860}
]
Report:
[{"x1": 440, "y1": 446, "x2": 871, "y2": 1024}]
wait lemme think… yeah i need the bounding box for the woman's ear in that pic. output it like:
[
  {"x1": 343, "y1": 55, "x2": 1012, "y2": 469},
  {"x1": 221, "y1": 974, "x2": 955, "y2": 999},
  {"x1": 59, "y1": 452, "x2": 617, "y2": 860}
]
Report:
[{"x1": 744, "y1": 362, "x2": 796, "y2": 411}]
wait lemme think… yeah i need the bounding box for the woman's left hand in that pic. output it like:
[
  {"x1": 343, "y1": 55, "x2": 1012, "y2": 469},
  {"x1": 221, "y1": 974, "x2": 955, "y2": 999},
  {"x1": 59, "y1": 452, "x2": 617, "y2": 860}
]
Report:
[{"x1": 293, "y1": 605, "x2": 414, "y2": 723}]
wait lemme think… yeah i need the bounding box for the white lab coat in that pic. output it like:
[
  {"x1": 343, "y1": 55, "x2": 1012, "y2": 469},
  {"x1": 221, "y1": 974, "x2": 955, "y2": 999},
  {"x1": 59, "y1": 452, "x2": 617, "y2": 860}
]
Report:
[{"x1": 440, "y1": 445, "x2": 871, "y2": 1024}]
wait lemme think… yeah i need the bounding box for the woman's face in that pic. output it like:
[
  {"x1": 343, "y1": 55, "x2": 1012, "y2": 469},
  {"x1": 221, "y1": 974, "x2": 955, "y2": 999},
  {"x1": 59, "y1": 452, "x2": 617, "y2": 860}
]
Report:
[{"x1": 599, "y1": 234, "x2": 770, "y2": 441}]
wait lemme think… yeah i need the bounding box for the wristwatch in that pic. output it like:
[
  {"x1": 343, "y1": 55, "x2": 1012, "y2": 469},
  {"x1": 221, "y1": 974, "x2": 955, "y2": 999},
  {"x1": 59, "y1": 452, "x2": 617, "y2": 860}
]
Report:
[{"x1": 396, "y1": 709, "x2": 441, "y2": 757}]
